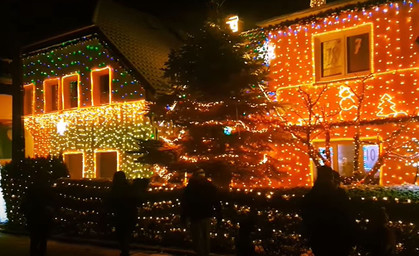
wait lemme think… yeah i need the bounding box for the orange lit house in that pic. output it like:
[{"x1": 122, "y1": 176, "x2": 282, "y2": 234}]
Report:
[
  {"x1": 251, "y1": 0, "x2": 419, "y2": 186},
  {"x1": 22, "y1": 1, "x2": 179, "y2": 179}
]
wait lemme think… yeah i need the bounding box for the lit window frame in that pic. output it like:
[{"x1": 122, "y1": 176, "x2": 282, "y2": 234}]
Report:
[
  {"x1": 23, "y1": 83, "x2": 35, "y2": 116},
  {"x1": 312, "y1": 23, "x2": 374, "y2": 83},
  {"x1": 61, "y1": 73, "x2": 81, "y2": 110},
  {"x1": 91, "y1": 66, "x2": 112, "y2": 106},
  {"x1": 93, "y1": 149, "x2": 119, "y2": 179},
  {"x1": 63, "y1": 151, "x2": 85, "y2": 179},
  {"x1": 43, "y1": 78, "x2": 61, "y2": 113},
  {"x1": 310, "y1": 136, "x2": 383, "y2": 185}
]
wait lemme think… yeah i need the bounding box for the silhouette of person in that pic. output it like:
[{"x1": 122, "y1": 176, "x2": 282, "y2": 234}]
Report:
[
  {"x1": 236, "y1": 211, "x2": 257, "y2": 256},
  {"x1": 107, "y1": 171, "x2": 138, "y2": 256},
  {"x1": 181, "y1": 168, "x2": 222, "y2": 256},
  {"x1": 301, "y1": 166, "x2": 356, "y2": 256},
  {"x1": 365, "y1": 206, "x2": 396, "y2": 256},
  {"x1": 21, "y1": 171, "x2": 56, "y2": 256}
]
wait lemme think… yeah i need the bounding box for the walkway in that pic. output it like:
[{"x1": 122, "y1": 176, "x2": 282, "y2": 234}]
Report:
[{"x1": 0, "y1": 232, "x2": 173, "y2": 256}]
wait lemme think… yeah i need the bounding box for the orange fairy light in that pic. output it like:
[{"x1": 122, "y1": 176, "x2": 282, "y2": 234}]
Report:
[{"x1": 256, "y1": 1, "x2": 419, "y2": 186}]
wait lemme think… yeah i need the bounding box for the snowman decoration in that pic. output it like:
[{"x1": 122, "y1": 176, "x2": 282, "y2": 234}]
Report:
[{"x1": 338, "y1": 86, "x2": 358, "y2": 121}]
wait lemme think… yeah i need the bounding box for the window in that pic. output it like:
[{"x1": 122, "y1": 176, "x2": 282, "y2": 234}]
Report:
[
  {"x1": 363, "y1": 144, "x2": 379, "y2": 173},
  {"x1": 63, "y1": 152, "x2": 84, "y2": 179},
  {"x1": 337, "y1": 144, "x2": 355, "y2": 177},
  {"x1": 44, "y1": 78, "x2": 60, "y2": 113},
  {"x1": 91, "y1": 67, "x2": 112, "y2": 106},
  {"x1": 0, "y1": 95, "x2": 12, "y2": 160},
  {"x1": 312, "y1": 137, "x2": 380, "y2": 184},
  {"x1": 95, "y1": 150, "x2": 118, "y2": 179},
  {"x1": 314, "y1": 24, "x2": 372, "y2": 81},
  {"x1": 62, "y1": 74, "x2": 80, "y2": 109},
  {"x1": 319, "y1": 147, "x2": 334, "y2": 167},
  {"x1": 24, "y1": 84, "x2": 35, "y2": 115}
]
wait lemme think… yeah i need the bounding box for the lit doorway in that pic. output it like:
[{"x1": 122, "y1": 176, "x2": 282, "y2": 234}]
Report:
[
  {"x1": 94, "y1": 150, "x2": 118, "y2": 179},
  {"x1": 63, "y1": 152, "x2": 84, "y2": 179}
]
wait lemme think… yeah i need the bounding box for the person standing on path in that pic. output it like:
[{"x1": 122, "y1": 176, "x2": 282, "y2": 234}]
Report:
[
  {"x1": 301, "y1": 165, "x2": 357, "y2": 256},
  {"x1": 107, "y1": 171, "x2": 138, "y2": 256},
  {"x1": 21, "y1": 171, "x2": 56, "y2": 256},
  {"x1": 181, "y1": 168, "x2": 222, "y2": 256}
]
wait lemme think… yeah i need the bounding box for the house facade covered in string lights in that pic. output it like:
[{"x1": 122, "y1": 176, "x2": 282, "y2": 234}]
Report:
[
  {"x1": 22, "y1": 0, "x2": 180, "y2": 179},
  {"x1": 248, "y1": 0, "x2": 419, "y2": 186}
]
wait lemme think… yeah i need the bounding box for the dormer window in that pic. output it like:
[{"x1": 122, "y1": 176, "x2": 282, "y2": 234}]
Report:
[
  {"x1": 62, "y1": 74, "x2": 80, "y2": 109},
  {"x1": 91, "y1": 67, "x2": 112, "y2": 106},
  {"x1": 44, "y1": 78, "x2": 60, "y2": 113}
]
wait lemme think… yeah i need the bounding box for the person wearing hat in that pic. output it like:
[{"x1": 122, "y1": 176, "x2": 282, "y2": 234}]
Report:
[{"x1": 181, "y1": 168, "x2": 222, "y2": 256}]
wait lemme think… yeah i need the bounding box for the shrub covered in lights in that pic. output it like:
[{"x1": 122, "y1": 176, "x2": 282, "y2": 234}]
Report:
[
  {"x1": 0, "y1": 157, "x2": 68, "y2": 226},
  {"x1": 4, "y1": 176, "x2": 419, "y2": 255}
]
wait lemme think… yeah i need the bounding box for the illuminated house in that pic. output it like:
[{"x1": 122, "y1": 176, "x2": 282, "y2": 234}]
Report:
[
  {"x1": 251, "y1": 0, "x2": 419, "y2": 186},
  {"x1": 22, "y1": 0, "x2": 180, "y2": 179},
  {"x1": 0, "y1": 59, "x2": 13, "y2": 164}
]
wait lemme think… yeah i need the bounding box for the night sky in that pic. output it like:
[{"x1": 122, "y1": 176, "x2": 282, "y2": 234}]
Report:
[{"x1": 0, "y1": 0, "x2": 341, "y2": 57}]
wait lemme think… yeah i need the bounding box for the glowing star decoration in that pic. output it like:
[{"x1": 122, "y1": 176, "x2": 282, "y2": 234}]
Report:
[
  {"x1": 338, "y1": 86, "x2": 358, "y2": 121},
  {"x1": 56, "y1": 119, "x2": 68, "y2": 136},
  {"x1": 258, "y1": 41, "x2": 276, "y2": 65},
  {"x1": 226, "y1": 15, "x2": 239, "y2": 33},
  {"x1": 223, "y1": 126, "x2": 233, "y2": 136},
  {"x1": 377, "y1": 94, "x2": 407, "y2": 118}
]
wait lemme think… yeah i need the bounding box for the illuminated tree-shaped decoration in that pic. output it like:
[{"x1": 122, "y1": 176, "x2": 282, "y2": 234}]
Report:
[
  {"x1": 376, "y1": 93, "x2": 407, "y2": 118},
  {"x1": 339, "y1": 86, "x2": 357, "y2": 120},
  {"x1": 310, "y1": 0, "x2": 326, "y2": 8}
]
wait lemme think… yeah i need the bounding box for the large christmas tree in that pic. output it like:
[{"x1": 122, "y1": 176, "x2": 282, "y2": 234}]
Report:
[{"x1": 138, "y1": 17, "x2": 287, "y2": 188}]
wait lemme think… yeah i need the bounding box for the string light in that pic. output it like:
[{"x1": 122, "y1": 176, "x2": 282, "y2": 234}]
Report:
[
  {"x1": 22, "y1": 34, "x2": 151, "y2": 179},
  {"x1": 249, "y1": 0, "x2": 419, "y2": 186},
  {"x1": 310, "y1": 0, "x2": 327, "y2": 8}
]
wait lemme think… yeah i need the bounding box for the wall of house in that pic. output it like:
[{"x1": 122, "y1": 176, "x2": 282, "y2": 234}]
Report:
[
  {"x1": 0, "y1": 95, "x2": 12, "y2": 161},
  {"x1": 22, "y1": 35, "x2": 153, "y2": 179},
  {"x1": 260, "y1": 1, "x2": 419, "y2": 186}
]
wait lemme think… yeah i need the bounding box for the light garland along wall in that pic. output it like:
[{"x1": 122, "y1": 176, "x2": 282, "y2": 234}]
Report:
[
  {"x1": 251, "y1": 1, "x2": 419, "y2": 186},
  {"x1": 22, "y1": 34, "x2": 154, "y2": 179}
]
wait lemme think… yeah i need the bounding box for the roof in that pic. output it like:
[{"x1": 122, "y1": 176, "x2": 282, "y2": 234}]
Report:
[
  {"x1": 21, "y1": 0, "x2": 181, "y2": 95},
  {"x1": 93, "y1": 0, "x2": 181, "y2": 94},
  {"x1": 257, "y1": 0, "x2": 379, "y2": 28}
]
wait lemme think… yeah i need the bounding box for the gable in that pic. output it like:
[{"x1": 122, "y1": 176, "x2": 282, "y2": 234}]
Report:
[{"x1": 22, "y1": 33, "x2": 147, "y2": 113}]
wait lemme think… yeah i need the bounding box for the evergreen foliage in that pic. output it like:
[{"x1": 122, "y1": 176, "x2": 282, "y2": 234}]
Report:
[
  {"x1": 0, "y1": 157, "x2": 69, "y2": 225},
  {"x1": 162, "y1": 21, "x2": 267, "y2": 100},
  {"x1": 137, "y1": 16, "x2": 289, "y2": 187}
]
